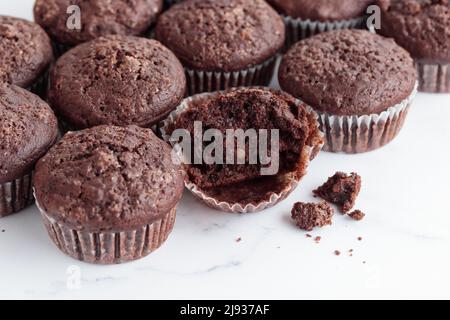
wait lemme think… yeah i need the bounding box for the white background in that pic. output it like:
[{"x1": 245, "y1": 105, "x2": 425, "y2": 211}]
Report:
[{"x1": 1, "y1": 1, "x2": 450, "y2": 300}]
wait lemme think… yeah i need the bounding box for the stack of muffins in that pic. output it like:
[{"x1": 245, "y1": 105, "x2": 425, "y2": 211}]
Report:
[{"x1": 0, "y1": 0, "x2": 448, "y2": 264}]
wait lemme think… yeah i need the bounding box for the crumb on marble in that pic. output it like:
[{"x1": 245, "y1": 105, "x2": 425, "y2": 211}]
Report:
[{"x1": 348, "y1": 210, "x2": 365, "y2": 221}]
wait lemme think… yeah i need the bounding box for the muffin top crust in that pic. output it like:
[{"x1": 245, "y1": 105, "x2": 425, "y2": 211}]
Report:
[
  {"x1": 48, "y1": 35, "x2": 186, "y2": 129},
  {"x1": 267, "y1": 0, "x2": 374, "y2": 21},
  {"x1": 34, "y1": 0, "x2": 163, "y2": 46},
  {"x1": 279, "y1": 30, "x2": 417, "y2": 116},
  {"x1": 0, "y1": 85, "x2": 58, "y2": 183},
  {"x1": 155, "y1": 0, "x2": 285, "y2": 72},
  {"x1": 0, "y1": 16, "x2": 53, "y2": 88},
  {"x1": 378, "y1": 0, "x2": 450, "y2": 63},
  {"x1": 34, "y1": 125, "x2": 185, "y2": 231}
]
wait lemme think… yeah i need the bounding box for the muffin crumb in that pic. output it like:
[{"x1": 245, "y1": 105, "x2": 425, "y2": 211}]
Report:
[
  {"x1": 314, "y1": 172, "x2": 362, "y2": 213},
  {"x1": 291, "y1": 201, "x2": 334, "y2": 231},
  {"x1": 348, "y1": 210, "x2": 365, "y2": 221},
  {"x1": 334, "y1": 250, "x2": 341, "y2": 256}
]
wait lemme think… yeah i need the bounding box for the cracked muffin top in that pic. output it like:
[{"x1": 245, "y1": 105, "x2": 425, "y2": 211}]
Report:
[
  {"x1": 34, "y1": 0, "x2": 163, "y2": 46},
  {"x1": 377, "y1": 0, "x2": 450, "y2": 63},
  {"x1": 0, "y1": 84, "x2": 58, "y2": 183},
  {"x1": 267, "y1": 0, "x2": 374, "y2": 21},
  {"x1": 155, "y1": 0, "x2": 285, "y2": 72},
  {"x1": 33, "y1": 125, "x2": 185, "y2": 232},
  {"x1": 0, "y1": 16, "x2": 53, "y2": 88},
  {"x1": 279, "y1": 29, "x2": 417, "y2": 116},
  {"x1": 48, "y1": 35, "x2": 186, "y2": 129}
]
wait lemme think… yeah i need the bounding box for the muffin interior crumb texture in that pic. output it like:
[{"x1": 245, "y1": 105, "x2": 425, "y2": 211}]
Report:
[
  {"x1": 33, "y1": 125, "x2": 184, "y2": 232},
  {"x1": 155, "y1": 0, "x2": 285, "y2": 72},
  {"x1": 291, "y1": 201, "x2": 334, "y2": 231},
  {"x1": 313, "y1": 172, "x2": 362, "y2": 214},
  {"x1": 279, "y1": 29, "x2": 417, "y2": 116},
  {"x1": 168, "y1": 88, "x2": 320, "y2": 206},
  {"x1": 0, "y1": 85, "x2": 57, "y2": 184},
  {"x1": 0, "y1": 16, "x2": 53, "y2": 88}
]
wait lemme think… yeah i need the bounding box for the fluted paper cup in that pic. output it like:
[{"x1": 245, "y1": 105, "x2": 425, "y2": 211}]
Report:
[
  {"x1": 417, "y1": 62, "x2": 450, "y2": 93},
  {"x1": 0, "y1": 172, "x2": 34, "y2": 218},
  {"x1": 35, "y1": 193, "x2": 177, "y2": 265},
  {"x1": 185, "y1": 56, "x2": 278, "y2": 96},
  {"x1": 283, "y1": 15, "x2": 366, "y2": 50},
  {"x1": 317, "y1": 82, "x2": 418, "y2": 154}
]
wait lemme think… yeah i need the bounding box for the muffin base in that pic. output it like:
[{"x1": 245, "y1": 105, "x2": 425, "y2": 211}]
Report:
[
  {"x1": 185, "y1": 56, "x2": 278, "y2": 96},
  {"x1": 38, "y1": 203, "x2": 177, "y2": 264},
  {"x1": 161, "y1": 88, "x2": 324, "y2": 213},
  {"x1": 0, "y1": 172, "x2": 34, "y2": 218},
  {"x1": 417, "y1": 62, "x2": 450, "y2": 93},
  {"x1": 317, "y1": 83, "x2": 418, "y2": 154},
  {"x1": 283, "y1": 16, "x2": 366, "y2": 50}
]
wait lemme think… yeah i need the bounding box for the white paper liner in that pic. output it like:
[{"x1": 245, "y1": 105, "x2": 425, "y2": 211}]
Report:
[
  {"x1": 185, "y1": 56, "x2": 278, "y2": 95},
  {"x1": 283, "y1": 15, "x2": 366, "y2": 49},
  {"x1": 160, "y1": 88, "x2": 324, "y2": 213},
  {"x1": 417, "y1": 62, "x2": 450, "y2": 93},
  {"x1": 317, "y1": 82, "x2": 418, "y2": 154},
  {"x1": 34, "y1": 192, "x2": 176, "y2": 264},
  {"x1": 0, "y1": 171, "x2": 34, "y2": 218}
]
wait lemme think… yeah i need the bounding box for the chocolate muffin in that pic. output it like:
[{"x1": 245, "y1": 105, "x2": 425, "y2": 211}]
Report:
[
  {"x1": 267, "y1": 0, "x2": 373, "y2": 48},
  {"x1": 279, "y1": 29, "x2": 418, "y2": 153},
  {"x1": 162, "y1": 87, "x2": 323, "y2": 213},
  {"x1": 0, "y1": 85, "x2": 58, "y2": 217},
  {"x1": 378, "y1": 0, "x2": 450, "y2": 93},
  {"x1": 34, "y1": 0, "x2": 163, "y2": 56},
  {"x1": 48, "y1": 35, "x2": 186, "y2": 130},
  {"x1": 155, "y1": 0, "x2": 285, "y2": 95},
  {"x1": 34, "y1": 125, "x2": 184, "y2": 264},
  {"x1": 0, "y1": 16, "x2": 53, "y2": 97}
]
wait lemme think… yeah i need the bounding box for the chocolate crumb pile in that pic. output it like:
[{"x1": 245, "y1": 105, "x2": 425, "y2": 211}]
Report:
[
  {"x1": 291, "y1": 201, "x2": 334, "y2": 231},
  {"x1": 313, "y1": 172, "x2": 361, "y2": 213}
]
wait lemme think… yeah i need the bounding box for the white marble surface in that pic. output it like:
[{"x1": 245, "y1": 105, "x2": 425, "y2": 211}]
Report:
[{"x1": 1, "y1": 1, "x2": 450, "y2": 300}]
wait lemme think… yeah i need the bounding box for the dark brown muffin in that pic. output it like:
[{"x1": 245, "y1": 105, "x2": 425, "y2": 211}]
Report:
[
  {"x1": 0, "y1": 16, "x2": 53, "y2": 93},
  {"x1": 377, "y1": 0, "x2": 450, "y2": 92},
  {"x1": 268, "y1": 0, "x2": 373, "y2": 21},
  {"x1": 378, "y1": 0, "x2": 449, "y2": 63},
  {"x1": 156, "y1": 0, "x2": 284, "y2": 71},
  {"x1": 0, "y1": 84, "x2": 58, "y2": 217},
  {"x1": 48, "y1": 35, "x2": 186, "y2": 130},
  {"x1": 279, "y1": 29, "x2": 417, "y2": 153},
  {"x1": 279, "y1": 29, "x2": 416, "y2": 116},
  {"x1": 34, "y1": 125, "x2": 184, "y2": 264},
  {"x1": 163, "y1": 87, "x2": 323, "y2": 213},
  {"x1": 34, "y1": 0, "x2": 163, "y2": 48},
  {"x1": 155, "y1": 0, "x2": 285, "y2": 94}
]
